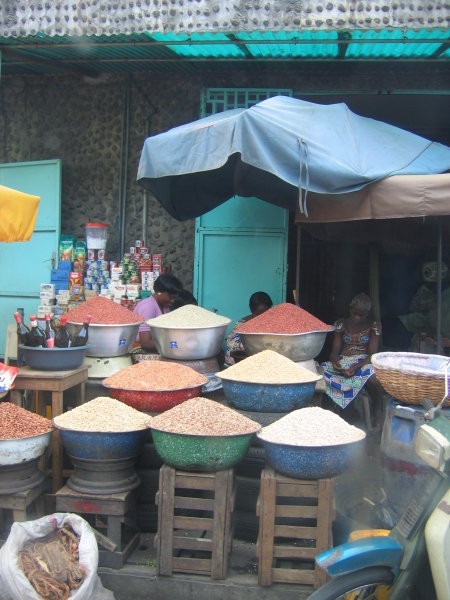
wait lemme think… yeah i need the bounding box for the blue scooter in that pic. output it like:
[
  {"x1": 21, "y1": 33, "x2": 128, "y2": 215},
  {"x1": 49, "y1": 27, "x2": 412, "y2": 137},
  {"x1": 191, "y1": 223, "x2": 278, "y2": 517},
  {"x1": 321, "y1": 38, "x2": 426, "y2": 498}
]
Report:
[{"x1": 308, "y1": 396, "x2": 450, "y2": 600}]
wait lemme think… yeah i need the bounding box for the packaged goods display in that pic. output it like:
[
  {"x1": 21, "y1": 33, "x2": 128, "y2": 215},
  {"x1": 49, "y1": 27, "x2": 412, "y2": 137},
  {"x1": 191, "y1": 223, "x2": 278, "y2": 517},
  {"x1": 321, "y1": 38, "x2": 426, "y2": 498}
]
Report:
[{"x1": 35, "y1": 231, "x2": 170, "y2": 320}]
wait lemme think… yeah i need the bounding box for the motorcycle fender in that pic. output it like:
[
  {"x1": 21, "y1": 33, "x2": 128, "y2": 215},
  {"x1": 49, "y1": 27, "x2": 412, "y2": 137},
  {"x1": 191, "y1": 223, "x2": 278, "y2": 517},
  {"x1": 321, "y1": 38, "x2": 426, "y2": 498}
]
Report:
[{"x1": 316, "y1": 537, "x2": 403, "y2": 577}]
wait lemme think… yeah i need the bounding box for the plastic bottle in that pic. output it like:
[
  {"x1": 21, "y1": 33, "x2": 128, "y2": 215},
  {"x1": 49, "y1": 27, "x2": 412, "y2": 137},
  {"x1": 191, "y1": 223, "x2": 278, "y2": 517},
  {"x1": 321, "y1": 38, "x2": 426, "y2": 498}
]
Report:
[
  {"x1": 70, "y1": 315, "x2": 91, "y2": 347},
  {"x1": 54, "y1": 315, "x2": 71, "y2": 348},
  {"x1": 44, "y1": 313, "x2": 55, "y2": 348},
  {"x1": 13, "y1": 311, "x2": 30, "y2": 346},
  {"x1": 28, "y1": 315, "x2": 46, "y2": 347}
]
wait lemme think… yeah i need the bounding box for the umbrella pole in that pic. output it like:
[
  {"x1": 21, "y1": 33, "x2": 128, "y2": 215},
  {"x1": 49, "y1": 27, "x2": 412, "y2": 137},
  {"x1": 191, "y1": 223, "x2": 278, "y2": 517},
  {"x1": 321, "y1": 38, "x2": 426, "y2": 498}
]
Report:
[
  {"x1": 369, "y1": 244, "x2": 382, "y2": 344},
  {"x1": 295, "y1": 225, "x2": 301, "y2": 306},
  {"x1": 436, "y1": 220, "x2": 443, "y2": 354}
]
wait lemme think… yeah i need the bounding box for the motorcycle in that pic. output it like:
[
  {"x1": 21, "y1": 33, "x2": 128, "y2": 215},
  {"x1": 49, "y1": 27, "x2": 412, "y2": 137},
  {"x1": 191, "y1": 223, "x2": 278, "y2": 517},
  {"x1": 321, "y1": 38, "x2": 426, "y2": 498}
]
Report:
[{"x1": 308, "y1": 393, "x2": 450, "y2": 600}]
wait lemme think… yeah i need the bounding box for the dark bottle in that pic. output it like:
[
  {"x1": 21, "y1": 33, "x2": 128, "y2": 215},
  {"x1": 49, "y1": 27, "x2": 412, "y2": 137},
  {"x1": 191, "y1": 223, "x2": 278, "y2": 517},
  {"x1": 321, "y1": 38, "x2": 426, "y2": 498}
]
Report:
[
  {"x1": 54, "y1": 314, "x2": 71, "y2": 348},
  {"x1": 13, "y1": 311, "x2": 30, "y2": 346},
  {"x1": 71, "y1": 315, "x2": 91, "y2": 347},
  {"x1": 44, "y1": 313, "x2": 55, "y2": 348},
  {"x1": 28, "y1": 314, "x2": 46, "y2": 347}
]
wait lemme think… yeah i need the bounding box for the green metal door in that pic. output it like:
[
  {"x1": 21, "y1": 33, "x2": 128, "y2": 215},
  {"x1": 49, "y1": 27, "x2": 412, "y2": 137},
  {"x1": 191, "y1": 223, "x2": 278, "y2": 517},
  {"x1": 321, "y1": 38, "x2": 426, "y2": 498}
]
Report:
[
  {"x1": 0, "y1": 159, "x2": 61, "y2": 357},
  {"x1": 193, "y1": 89, "x2": 291, "y2": 326}
]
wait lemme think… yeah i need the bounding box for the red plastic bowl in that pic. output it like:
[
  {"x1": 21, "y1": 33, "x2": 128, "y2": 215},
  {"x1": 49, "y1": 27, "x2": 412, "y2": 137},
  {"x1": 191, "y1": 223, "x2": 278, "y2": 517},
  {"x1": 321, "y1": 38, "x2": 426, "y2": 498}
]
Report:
[{"x1": 103, "y1": 384, "x2": 203, "y2": 413}]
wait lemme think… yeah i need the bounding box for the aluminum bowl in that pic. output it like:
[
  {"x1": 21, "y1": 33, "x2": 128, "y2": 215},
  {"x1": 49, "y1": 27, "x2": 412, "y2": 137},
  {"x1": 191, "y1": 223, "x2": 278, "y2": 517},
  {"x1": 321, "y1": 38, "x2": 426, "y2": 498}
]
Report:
[
  {"x1": 0, "y1": 430, "x2": 52, "y2": 466},
  {"x1": 19, "y1": 345, "x2": 88, "y2": 371},
  {"x1": 54, "y1": 426, "x2": 146, "y2": 461},
  {"x1": 150, "y1": 321, "x2": 231, "y2": 360},
  {"x1": 220, "y1": 378, "x2": 320, "y2": 412},
  {"x1": 240, "y1": 328, "x2": 334, "y2": 362},
  {"x1": 66, "y1": 322, "x2": 140, "y2": 357},
  {"x1": 150, "y1": 428, "x2": 258, "y2": 472},
  {"x1": 102, "y1": 381, "x2": 205, "y2": 413},
  {"x1": 256, "y1": 435, "x2": 366, "y2": 479}
]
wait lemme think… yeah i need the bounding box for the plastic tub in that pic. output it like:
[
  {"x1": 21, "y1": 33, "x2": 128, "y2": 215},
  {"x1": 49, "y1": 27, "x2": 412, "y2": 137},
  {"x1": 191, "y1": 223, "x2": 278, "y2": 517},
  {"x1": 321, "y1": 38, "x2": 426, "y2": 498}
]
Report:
[
  {"x1": 18, "y1": 345, "x2": 88, "y2": 371},
  {"x1": 85, "y1": 222, "x2": 108, "y2": 250}
]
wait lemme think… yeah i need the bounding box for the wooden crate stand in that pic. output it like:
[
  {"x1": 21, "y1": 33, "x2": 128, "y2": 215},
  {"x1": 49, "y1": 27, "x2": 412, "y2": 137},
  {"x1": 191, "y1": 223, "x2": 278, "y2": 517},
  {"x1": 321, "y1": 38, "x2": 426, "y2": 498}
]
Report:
[
  {"x1": 155, "y1": 465, "x2": 235, "y2": 580},
  {"x1": 256, "y1": 467, "x2": 333, "y2": 588},
  {"x1": 55, "y1": 485, "x2": 140, "y2": 568}
]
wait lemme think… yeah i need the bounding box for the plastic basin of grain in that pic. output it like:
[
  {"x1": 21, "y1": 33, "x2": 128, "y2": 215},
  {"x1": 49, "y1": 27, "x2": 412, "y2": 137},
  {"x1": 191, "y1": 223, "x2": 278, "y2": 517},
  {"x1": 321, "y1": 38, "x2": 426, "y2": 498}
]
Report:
[
  {"x1": 102, "y1": 361, "x2": 208, "y2": 412},
  {"x1": 218, "y1": 350, "x2": 322, "y2": 412},
  {"x1": 149, "y1": 397, "x2": 261, "y2": 471},
  {"x1": 257, "y1": 407, "x2": 366, "y2": 479},
  {"x1": 52, "y1": 397, "x2": 149, "y2": 460}
]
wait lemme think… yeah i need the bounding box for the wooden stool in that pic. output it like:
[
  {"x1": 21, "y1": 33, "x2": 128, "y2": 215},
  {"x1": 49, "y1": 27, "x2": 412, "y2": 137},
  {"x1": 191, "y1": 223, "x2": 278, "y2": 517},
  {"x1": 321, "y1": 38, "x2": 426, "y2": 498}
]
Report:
[
  {"x1": 10, "y1": 366, "x2": 88, "y2": 492},
  {"x1": 0, "y1": 479, "x2": 48, "y2": 540},
  {"x1": 55, "y1": 485, "x2": 140, "y2": 568},
  {"x1": 155, "y1": 465, "x2": 235, "y2": 580},
  {"x1": 256, "y1": 467, "x2": 333, "y2": 588}
]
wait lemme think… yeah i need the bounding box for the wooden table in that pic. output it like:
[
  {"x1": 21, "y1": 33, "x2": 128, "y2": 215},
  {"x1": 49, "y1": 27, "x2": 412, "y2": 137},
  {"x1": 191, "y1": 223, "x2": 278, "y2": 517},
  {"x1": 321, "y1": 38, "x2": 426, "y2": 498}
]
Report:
[{"x1": 10, "y1": 366, "x2": 89, "y2": 493}]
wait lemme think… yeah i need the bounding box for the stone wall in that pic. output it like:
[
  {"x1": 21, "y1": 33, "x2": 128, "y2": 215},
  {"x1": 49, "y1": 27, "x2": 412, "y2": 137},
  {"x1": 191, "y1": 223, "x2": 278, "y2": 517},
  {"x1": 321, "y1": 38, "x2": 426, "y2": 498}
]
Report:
[{"x1": 0, "y1": 61, "x2": 448, "y2": 290}]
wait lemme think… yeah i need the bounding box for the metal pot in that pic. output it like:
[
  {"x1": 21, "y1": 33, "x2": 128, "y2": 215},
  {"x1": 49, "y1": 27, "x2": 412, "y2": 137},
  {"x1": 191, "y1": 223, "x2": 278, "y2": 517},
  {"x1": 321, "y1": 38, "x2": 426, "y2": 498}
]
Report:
[
  {"x1": 66, "y1": 322, "x2": 140, "y2": 357},
  {"x1": 240, "y1": 328, "x2": 334, "y2": 362},
  {"x1": 150, "y1": 321, "x2": 231, "y2": 360}
]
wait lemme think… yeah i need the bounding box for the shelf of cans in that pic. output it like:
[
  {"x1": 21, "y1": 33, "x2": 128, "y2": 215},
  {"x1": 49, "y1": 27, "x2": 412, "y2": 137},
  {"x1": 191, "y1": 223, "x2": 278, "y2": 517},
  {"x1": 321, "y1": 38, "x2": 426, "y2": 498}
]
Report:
[{"x1": 35, "y1": 237, "x2": 166, "y2": 320}]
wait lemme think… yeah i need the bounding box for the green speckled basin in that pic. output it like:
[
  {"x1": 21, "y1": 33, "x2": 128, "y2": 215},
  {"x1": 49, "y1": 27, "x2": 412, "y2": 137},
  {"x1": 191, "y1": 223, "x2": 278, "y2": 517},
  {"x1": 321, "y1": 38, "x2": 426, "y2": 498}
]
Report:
[{"x1": 150, "y1": 428, "x2": 257, "y2": 472}]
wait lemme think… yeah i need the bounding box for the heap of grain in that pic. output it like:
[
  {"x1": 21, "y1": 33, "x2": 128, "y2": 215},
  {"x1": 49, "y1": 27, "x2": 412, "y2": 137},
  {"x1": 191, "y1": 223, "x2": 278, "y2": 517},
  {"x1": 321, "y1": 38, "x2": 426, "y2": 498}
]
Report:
[
  {"x1": 150, "y1": 397, "x2": 260, "y2": 436},
  {"x1": 147, "y1": 304, "x2": 230, "y2": 327},
  {"x1": 0, "y1": 403, "x2": 52, "y2": 439},
  {"x1": 217, "y1": 349, "x2": 322, "y2": 384},
  {"x1": 103, "y1": 360, "x2": 208, "y2": 391},
  {"x1": 258, "y1": 407, "x2": 366, "y2": 446},
  {"x1": 53, "y1": 397, "x2": 150, "y2": 432},
  {"x1": 235, "y1": 302, "x2": 331, "y2": 334},
  {"x1": 65, "y1": 296, "x2": 143, "y2": 324}
]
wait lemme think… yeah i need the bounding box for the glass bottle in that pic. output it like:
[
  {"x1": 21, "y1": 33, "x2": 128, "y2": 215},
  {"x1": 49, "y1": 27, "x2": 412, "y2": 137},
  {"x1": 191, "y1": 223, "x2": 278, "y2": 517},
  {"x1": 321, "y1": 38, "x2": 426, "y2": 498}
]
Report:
[
  {"x1": 70, "y1": 315, "x2": 92, "y2": 347},
  {"x1": 13, "y1": 311, "x2": 30, "y2": 346},
  {"x1": 28, "y1": 314, "x2": 46, "y2": 347},
  {"x1": 54, "y1": 315, "x2": 71, "y2": 348},
  {"x1": 44, "y1": 313, "x2": 55, "y2": 348}
]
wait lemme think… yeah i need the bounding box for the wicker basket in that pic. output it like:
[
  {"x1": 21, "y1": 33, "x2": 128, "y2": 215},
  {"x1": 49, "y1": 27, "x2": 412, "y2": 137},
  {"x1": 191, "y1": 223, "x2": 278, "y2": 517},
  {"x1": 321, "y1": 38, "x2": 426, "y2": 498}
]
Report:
[{"x1": 371, "y1": 352, "x2": 450, "y2": 407}]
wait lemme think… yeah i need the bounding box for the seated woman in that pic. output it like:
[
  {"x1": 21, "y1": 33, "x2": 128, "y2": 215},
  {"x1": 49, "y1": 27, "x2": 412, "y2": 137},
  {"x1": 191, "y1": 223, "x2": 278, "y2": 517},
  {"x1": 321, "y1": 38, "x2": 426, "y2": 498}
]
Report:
[
  {"x1": 133, "y1": 273, "x2": 183, "y2": 352},
  {"x1": 321, "y1": 292, "x2": 384, "y2": 428},
  {"x1": 225, "y1": 291, "x2": 273, "y2": 365}
]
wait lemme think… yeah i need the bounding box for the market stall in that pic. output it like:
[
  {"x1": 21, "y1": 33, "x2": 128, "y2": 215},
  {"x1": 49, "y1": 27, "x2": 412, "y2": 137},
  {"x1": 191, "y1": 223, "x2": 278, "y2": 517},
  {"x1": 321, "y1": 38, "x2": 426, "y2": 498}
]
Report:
[{"x1": 295, "y1": 173, "x2": 450, "y2": 352}]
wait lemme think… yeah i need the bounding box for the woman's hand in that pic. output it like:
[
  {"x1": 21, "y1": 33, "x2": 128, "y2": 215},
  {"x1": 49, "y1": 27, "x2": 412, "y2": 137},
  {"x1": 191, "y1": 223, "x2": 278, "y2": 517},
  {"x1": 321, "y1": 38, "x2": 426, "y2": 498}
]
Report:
[{"x1": 332, "y1": 360, "x2": 345, "y2": 373}]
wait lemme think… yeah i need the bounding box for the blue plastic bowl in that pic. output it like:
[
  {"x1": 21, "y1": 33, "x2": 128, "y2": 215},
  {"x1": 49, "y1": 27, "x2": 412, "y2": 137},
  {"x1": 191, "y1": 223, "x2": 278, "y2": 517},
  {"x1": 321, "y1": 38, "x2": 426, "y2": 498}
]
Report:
[
  {"x1": 257, "y1": 435, "x2": 365, "y2": 479},
  {"x1": 220, "y1": 379, "x2": 317, "y2": 412},
  {"x1": 56, "y1": 427, "x2": 146, "y2": 460}
]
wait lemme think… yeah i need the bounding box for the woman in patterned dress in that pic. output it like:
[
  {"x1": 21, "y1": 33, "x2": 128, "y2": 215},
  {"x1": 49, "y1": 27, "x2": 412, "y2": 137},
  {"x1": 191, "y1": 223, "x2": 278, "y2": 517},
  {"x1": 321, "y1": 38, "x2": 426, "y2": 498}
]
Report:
[{"x1": 321, "y1": 293, "x2": 384, "y2": 427}]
